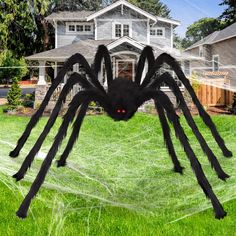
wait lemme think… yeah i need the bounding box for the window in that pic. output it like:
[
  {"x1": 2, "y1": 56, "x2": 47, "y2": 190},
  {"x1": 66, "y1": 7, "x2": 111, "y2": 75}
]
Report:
[
  {"x1": 184, "y1": 60, "x2": 190, "y2": 76},
  {"x1": 150, "y1": 29, "x2": 155, "y2": 36},
  {"x1": 156, "y1": 29, "x2": 163, "y2": 36},
  {"x1": 114, "y1": 23, "x2": 131, "y2": 38},
  {"x1": 67, "y1": 23, "x2": 93, "y2": 34},
  {"x1": 123, "y1": 24, "x2": 129, "y2": 36},
  {"x1": 115, "y1": 24, "x2": 122, "y2": 37},
  {"x1": 213, "y1": 55, "x2": 219, "y2": 71},
  {"x1": 76, "y1": 25, "x2": 83, "y2": 32},
  {"x1": 199, "y1": 46, "x2": 203, "y2": 57},
  {"x1": 150, "y1": 27, "x2": 165, "y2": 37},
  {"x1": 85, "y1": 25, "x2": 91, "y2": 31},
  {"x1": 68, "y1": 25, "x2": 75, "y2": 32}
]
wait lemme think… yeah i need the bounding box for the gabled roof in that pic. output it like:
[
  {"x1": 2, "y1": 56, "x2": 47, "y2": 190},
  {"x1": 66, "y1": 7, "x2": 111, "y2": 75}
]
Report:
[
  {"x1": 107, "y1": 36, "x2": 145, "y2": 51},
  {"x1": 87, "y1": 0, "x2": 157, "y2": 22},
  {"x1": 45, "y1": 0, "x2": 180, "y2": 26},
  {"x1": 186, "y1": 22, "x2": 236, "y2": 50}
]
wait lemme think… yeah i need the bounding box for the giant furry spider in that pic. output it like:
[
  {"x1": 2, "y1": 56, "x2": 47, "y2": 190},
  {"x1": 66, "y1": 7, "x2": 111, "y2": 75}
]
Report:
[{"x1": 10, "y1": 45, "x2": 232, "y2": 219}]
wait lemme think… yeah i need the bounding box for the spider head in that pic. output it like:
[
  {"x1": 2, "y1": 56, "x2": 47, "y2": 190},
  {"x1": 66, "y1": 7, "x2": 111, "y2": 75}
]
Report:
[{"x1": 106, "y1": 78, "x2": 142, "y2": 121}]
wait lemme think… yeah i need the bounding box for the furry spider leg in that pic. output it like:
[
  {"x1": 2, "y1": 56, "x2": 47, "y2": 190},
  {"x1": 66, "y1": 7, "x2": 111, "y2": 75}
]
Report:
[
  {"x1": 135, "y1": 45, "x2": 155, "y2": 85},
  {"x1": 57, "y1": 101, "x2": 89, "y2": 167},
  {"x1": 12, "y1": 73, "x2": 92, "y2": 181},
  {"x1": 56, "y1": 45, "x2": 113, "y2": 167},
  {"x1": 153, "y1": 91, "x2": 227, "y2": 219},
  {"x1": 149, "y1": 73, "x2": 229, "y2": 181},
  {"x1": 134, "y1": 48, "x2": 184, "y2": 174},
  {"x1": 140, "y1": 48, "x2": 232, "y2": 158},
  {"x1": 16, "y1": 89, "x2": 105, "y2": 218},
  {"x1": 93, "y1": 45, "x2": 113, "y2": 87},
  {"x1": 9, "y1": 53, "x2": 105, "y2": 158},
  {"x1": 154, "y1": 99, "x2": 184, "y2": 174}
]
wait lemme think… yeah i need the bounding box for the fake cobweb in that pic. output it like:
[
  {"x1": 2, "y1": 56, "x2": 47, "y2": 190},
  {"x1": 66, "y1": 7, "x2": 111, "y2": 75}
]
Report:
[{"x1": 0, "y1": 110, "x2": 236, "y2": 229}]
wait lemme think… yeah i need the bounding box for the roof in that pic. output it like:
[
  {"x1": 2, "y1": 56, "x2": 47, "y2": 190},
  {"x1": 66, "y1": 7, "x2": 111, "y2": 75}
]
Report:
[
  {"x1": 46, "y1": 11, "x2": 95, "y2": 21},
  {"x1": 186, "y1": 22, "x2": 236, "y2": 50},
  {"x1": 46, "y1": 0, "x2": 180, "y2": 26},
  {"x1": 26, "y1": 39, "x2": 114, "y2": 62},
  {"x1": 26, "y1": 38, "x2": 199, "y2": 62}
]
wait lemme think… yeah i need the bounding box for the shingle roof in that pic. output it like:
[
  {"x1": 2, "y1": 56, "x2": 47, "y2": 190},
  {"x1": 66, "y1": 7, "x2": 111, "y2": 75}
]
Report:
[
  {"x1": 186, "y1": 22, "x2": 236, "y2": 50},
  {"x1": 26, "y1": 39, "x2": 114, "y2": 62},
  {"x1": 45, "y1": 11, "x2": 95, "y2": 21}
]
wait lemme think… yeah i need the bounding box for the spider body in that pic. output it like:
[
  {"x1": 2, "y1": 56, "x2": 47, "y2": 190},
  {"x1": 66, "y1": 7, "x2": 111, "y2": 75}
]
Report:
[
  {"x1": 10, "y1": 45, "x2": 232, "y2": 219},
  {"x1": 107, "y1": 77, "x2": 142, "y2": 121}
]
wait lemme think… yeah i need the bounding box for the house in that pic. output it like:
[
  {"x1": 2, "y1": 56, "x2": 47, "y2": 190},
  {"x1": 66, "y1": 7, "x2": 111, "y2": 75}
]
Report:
[
  {"x1": 26, "y1": 0, "x2": 194, "y2": 108},
  {"x1": 185, "y1": 23, "x2": 236, "y2": 106}
]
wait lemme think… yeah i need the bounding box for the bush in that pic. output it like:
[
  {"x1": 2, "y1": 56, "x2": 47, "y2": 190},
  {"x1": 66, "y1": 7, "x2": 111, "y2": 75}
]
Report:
[
  {"x1": 230, "y1": 92, "x2": 236, "y2": 114},
  {"x1": 7, "y1": 78, "x2": 22, "y2": 107},
  {"x1": 22, "y1": 92, "x2": 35, "y2": 108}
]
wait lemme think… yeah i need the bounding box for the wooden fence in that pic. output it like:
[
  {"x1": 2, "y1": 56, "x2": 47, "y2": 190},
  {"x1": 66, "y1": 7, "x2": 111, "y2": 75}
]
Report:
[{"x1": 196, "y1": 71, "x2": 233, "y2": 106}]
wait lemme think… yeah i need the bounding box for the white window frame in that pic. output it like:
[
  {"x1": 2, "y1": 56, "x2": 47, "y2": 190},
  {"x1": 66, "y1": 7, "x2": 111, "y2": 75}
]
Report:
[
  {"x1": 150, "y1": 27, "x2": 165, "y2": 38},
  {"x1": 212, "y1": 55, "x2": 219, "y2": 71},
  {"x1": 112, "y1": 22, "x2": 132, "y2": 39},
  {"x1": 66, "y1": 22, "x2": 93, "y2": 35},
  {"x1": 199, "y1": 45, "x2": 204, "y2": 57}
]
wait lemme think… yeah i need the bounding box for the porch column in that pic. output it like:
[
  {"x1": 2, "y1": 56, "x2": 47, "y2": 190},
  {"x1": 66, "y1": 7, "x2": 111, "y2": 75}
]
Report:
[
  {"x1": 38, "y1": 60, "x2": 47, "y2": 85},
  {"x1": 35, "y1": 60, "x2": 48, "y2": 109}
]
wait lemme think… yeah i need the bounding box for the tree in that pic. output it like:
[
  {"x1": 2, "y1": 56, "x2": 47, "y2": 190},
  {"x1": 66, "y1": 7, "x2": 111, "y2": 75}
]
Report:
[
  {"x1": 0, "y1": 50, "x2": 28, "y2": 85},
  {"x1": 113, "y1": 0, "x2": 171, "y2": 18},
  {"x1": 0, "y1": 0, "x2": 51, "y2": 57},
  {"x1": 218, "y1": 0, "x2": 236, "y2": 28},
  {"x1": 51, "y1": 0, "x2": 101, "y2": 11},
  {"x1": 181, "y1": 18, "x2": 221, "y2": 49}
]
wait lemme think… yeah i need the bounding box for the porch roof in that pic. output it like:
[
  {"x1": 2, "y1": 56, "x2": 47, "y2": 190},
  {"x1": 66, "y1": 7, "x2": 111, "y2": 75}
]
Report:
[
  {"x1": 26, "y1": 39, "x2": 114, "y2": 62},
  {"x1": 26, "y1": 37, "x2": 201, "y2": 62}
]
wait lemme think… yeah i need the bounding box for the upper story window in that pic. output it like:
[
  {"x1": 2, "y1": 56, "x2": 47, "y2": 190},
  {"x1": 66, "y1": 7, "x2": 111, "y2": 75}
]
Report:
[
  {"x1": 150, "y1": 27, "x2": 165, "y2": 37},
  {"x1": 69, "y1": 25, "x2": 75, "y2": 32},
  {"x1": 66, "y1": 23, "x2": 93, "y2": 34},
  {"x1": 113, "y1": 23, "x2": 131, "y2": 39},
  {"x1": 213, "y1": 55, "x2": 219, "y2": 71}
]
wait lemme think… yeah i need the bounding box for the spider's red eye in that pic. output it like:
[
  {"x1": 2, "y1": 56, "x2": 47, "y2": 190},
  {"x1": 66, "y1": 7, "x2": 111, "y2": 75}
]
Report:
[
  {"x1": 122, "y1": 109, "x2": 126, "y2": 113},
  {"x1": 117, "y1": 109, "x2": 121, "y2": 113}
]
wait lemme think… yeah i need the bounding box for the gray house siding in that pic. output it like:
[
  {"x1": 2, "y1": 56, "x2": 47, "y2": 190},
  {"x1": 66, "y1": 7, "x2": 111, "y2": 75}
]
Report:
[
  {"x1": 150, "y1": 22, "x2": 172, "y2": 48},
  {"x1": 57, "y1": 21, "x2": 95, "y2": 48},
  {"x1": 186, "y1": 37, "x2": 236, "y2": 88}
]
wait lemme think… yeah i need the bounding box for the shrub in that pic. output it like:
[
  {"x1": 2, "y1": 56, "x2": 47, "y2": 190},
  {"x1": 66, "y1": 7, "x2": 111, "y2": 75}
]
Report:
[
  {"x1": 7, "y1": 78, "x2": 22, "y2": 108},
  {"x1": 22, "y1": 92, "x2": 35, "y2": 108}
]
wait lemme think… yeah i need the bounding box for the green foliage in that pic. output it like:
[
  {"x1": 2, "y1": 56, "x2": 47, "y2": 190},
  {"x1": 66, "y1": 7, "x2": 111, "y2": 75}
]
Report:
[
  {"x1": 182, "y1": 18, "x2": 221, "y2": 48},
  {"x1": 125, "y1": 0, "x2": 171, "y2": 17},
  {"x1": 219, "y1": 0, "x2": 236, "y2": 28},
  {"x1": 0, "y1": 0, "x2": 52, "y2": 57},
  {"x1": 51, "y1": 0, "x2": 101, "y2": 11},
  {"x1": 7, "y1": 79, "x2": 22, "y2": 108},
  {"x1": 0, "y1": 50, "x2": 27, "y2": 84},
  {"x1": 230, "y1": 92, "x2": 236, "y2": 114},
  {"x1": 22, "y1": 93, "x2": 35, "y2": 108}
]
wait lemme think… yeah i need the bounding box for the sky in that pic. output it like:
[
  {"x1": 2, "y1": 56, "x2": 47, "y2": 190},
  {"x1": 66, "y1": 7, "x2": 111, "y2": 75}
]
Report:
[{"x1": 161, "y1": 0, "x2": 226, "y2": 37}]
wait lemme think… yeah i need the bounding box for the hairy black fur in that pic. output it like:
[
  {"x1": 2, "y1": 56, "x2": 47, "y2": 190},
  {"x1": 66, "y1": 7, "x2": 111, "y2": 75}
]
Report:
[{"x1": 11, "y1": 45, "x2": 231, "y2": 219}]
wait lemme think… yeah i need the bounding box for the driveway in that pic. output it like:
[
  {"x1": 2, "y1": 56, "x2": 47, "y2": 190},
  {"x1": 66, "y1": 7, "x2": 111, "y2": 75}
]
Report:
[{"x1": 0, "y1": 87, "x2": 35, "y2": 98}]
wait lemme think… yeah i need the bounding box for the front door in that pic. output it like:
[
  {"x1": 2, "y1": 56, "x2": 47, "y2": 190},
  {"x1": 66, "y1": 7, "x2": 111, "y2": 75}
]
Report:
[{"x1": 116, "y1": 60, "x2": 134, "y2": 80}]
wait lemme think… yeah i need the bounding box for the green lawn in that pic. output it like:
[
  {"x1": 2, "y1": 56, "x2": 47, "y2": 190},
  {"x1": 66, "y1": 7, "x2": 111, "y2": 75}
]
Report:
[{"x1": 0, "y1": 107, "x2": 236, "y2": 236}]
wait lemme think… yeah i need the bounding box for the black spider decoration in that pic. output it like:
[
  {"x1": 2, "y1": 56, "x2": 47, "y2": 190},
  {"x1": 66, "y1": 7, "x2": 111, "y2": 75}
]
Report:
[{"x1": 10, "y1": 45, "x2": 232, "y2": 219}]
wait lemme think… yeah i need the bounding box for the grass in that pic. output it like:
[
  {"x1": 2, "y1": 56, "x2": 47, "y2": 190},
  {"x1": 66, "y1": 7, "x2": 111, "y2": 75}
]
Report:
[{"x1": 0, "y1": 107, "x2": 236, "y2": 235}]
